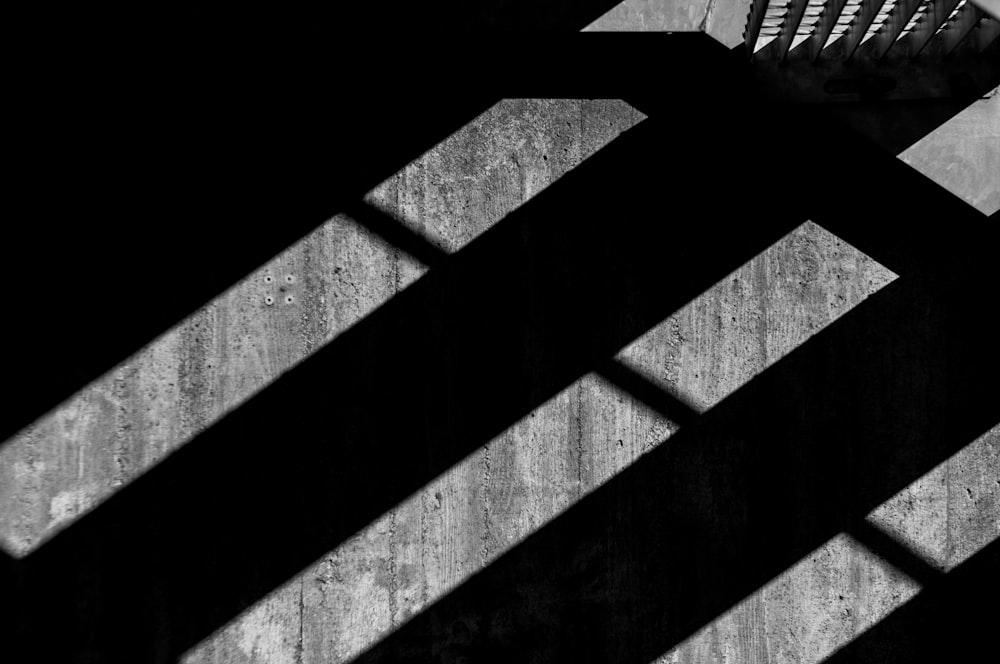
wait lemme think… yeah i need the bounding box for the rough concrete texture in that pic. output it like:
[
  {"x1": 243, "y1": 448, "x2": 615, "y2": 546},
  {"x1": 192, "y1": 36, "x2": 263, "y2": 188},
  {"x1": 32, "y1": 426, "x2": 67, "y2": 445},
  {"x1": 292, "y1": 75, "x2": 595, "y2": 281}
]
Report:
[
  {"x1": 3, "y1": 21, "x2": 998, "y2": 664},
  {"x1": 900, "y1": 87, "x2": 1000, "y2": 215},
  {"x1": 703, "y1": 0, "x2": 751, "y2": 47},
  {"x1": 667, "y1": 532, "x2": 922, "y2": 663},
  {"x1": 584, "y1": 0, "x2": 747, "y2": 48},
  {"x1": 584, "y1": 0, "x2": 711, "y2": 32}
]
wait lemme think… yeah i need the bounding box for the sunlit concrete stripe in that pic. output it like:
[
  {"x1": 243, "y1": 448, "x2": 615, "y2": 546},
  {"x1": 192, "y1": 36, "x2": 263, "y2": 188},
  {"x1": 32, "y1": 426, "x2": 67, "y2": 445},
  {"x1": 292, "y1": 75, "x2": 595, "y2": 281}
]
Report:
[
  {"x1": 176, "y1": 371, "x2": 672, "y2": 664},
  {"x1": 0, "y1": 99, "x2": 646, "y2": 558},
  {"x1": 845, "y1": 519, "x2": 944, "y2": 584},
  {"x1": 898, "y1": 87, "x2": 999, "y2": 216},
  {"x1": 582, "y1": 0, "x2": 716, "y2": 32},
  {"x1": 189, "y1": 58, "x2": 1000, "y2": 664},
  {"x1": 653, "y1": 532, "x2": 923, "y2": 664},
  {"x1": 650, "y1": 426, "x2": 998, "y2": 664},
  {"x1": 364, "y1": 99, "x2": 646, "y2": 256},
  {"x1": 823, "y1": 537, "x2": 1000, "y2": 662},
  {"x1": 615, "y1": 221, "x2": 897, "y2": 414},
  {"x1": 174, "y1": 84, "x2": 995, "y2": 658},
  {"x1": 179, "y1": 219, "x2": 898, "y2": 663},
  {"x1": 0, "y1": 208, "x2": 429, "y2": 558},
  {"x1": 184, "y1": 94, "x2": 1000, "y2": 662},
  {"x1": 7, "y1": 59, "x2": 992, "y2": 661},
  {"x1": 866, "y1": 426, "x2": 1000, "y2": 573}
]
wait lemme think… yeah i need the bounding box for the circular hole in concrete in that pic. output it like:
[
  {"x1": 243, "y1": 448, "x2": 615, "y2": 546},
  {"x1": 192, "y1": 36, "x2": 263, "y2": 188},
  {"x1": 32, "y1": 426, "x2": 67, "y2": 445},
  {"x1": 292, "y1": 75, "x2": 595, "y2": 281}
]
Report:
[
  {"x1": 265, "y1": 295, "x2": 274, "y2": 305},
  {"x1": 285, "y1": 295, "x2": 294, "y2": 304},
  {"x1": 285, "y1": 274, "x2": 295, "y2": 283},
  {"x1": 264, "y1": 275, "x2": 273, "y2": 284}
]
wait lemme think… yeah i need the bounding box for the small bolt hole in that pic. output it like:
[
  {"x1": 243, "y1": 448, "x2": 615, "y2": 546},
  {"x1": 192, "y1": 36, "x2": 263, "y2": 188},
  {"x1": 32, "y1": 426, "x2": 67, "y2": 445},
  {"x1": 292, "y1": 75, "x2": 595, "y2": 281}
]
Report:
[
  {"x1": 264, "y1": 296, "x2": 274, "y2": 306},
  {"x1": 264, "y1": 275, "x2": 273, "y2": 284}
]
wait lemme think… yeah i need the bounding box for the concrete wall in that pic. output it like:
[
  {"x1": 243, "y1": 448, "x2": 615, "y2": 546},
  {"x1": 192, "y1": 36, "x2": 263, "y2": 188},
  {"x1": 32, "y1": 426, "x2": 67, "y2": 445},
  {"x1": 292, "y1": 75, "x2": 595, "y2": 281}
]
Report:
[{"x1": 3, "y1": 4, "x2": 998, "y2": 663}]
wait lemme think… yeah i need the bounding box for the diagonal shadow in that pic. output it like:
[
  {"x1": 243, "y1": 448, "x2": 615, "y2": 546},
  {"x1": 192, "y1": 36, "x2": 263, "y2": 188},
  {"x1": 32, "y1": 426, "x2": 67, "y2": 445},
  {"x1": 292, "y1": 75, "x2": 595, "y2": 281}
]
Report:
[
  {"x1": 321, "y1": 44, "x2": 1000, "y2": 664},
  {"x1": 7, "y1": 33, "x2": 996, "y2": 663},
  {"x1": 595, "y1": 358, "x2": 701, "y2": 427},
  {"x1": 346, "y1": 202, "x2": 703, "y2": 427},
  {"x1": 822, "y1": 537, "x2": 1000, "y2": 663},
  {"x1": 2, "y1": 1, "x2": 630, "y2": 444},
  {"x1": 8, "y1": 38, "x2": 815, "y2": 663},
  {"x1": 344, "y1": 221, "x2": 998, "y2": 664},
  {"x1": 334, "y1": 73, "x2": 1000, "y2": 662},
  {"x1": 778, "y1": 103, "x2": 997, "y2": 278},
  {"x1": 844, "y1": 520, "x2": 945, "y2": 587},
  {"x1": 328, "y1": 74, "x2": 1000, "y2": 661}
]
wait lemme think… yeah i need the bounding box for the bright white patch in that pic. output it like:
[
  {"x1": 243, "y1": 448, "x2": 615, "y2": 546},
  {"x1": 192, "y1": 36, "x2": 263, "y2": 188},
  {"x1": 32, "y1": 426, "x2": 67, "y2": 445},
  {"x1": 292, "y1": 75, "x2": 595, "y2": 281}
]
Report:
[{"x1": 48, "y1": 486, "x2": 96, "y2": 529}]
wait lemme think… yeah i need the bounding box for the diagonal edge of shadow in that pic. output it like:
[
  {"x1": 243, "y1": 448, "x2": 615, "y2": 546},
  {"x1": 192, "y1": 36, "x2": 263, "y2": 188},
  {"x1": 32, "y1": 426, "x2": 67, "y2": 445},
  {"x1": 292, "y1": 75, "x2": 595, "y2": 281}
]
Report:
[
  {"x1": 7, "y1": 33, "x2": 997, "y2": 664},
  {"x1": 345, "y1": 224, "x2": 999, "y2": 664},
  {"x1": 10, "y1": 47, "x2": 807, "y2": 662},
  {"x1": 822, "y1": 536, "x2": 1000, "y2": 663},
  {"x1": 1, "y1": 0, "x2": 639, "y2": 445}
]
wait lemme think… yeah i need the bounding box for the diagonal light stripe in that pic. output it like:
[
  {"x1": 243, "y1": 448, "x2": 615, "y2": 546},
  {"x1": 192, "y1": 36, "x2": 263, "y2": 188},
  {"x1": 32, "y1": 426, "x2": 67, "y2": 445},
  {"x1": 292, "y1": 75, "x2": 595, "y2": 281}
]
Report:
[
  {"x1": 1, "y1": 79, "x2": 900, "y2": 660},
  {"x1": 186, "y1": 37, "x2": 999, "y2": 664},
  {"x1": 336, "y1": 216, "x2": 997, "y2": 664},
  {"x1": 820, "y1": 534, "x2": 1000, "y2": 662},
  {"x1": 0, "y1": 100, "x2": 646, "y2": 558},
  {"x1": 175, "y1": 218, "x2": 897, "y2": 663},
  {"x1": 662, "y1": 458, "x2": 999, "y2": 664},
  {"x1": 5, "y1": 32, "x2": 992, "y2": 664},
  {"x1": 228, "y1": 97, "x2": 994, "y2": 664},
  {"x1": 846, "y1": 519, "x2": 945, "y2": 584},
  {"x1": 659, "y1": 531, "x2": 924, "y2": 664}
]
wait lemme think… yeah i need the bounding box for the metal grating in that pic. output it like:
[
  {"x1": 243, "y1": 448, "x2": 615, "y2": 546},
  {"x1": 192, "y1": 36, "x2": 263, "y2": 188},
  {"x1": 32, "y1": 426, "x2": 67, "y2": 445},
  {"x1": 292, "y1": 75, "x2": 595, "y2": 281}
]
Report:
[{"x1": 744, "y1": 0, "x2": 999, "y2": 60}]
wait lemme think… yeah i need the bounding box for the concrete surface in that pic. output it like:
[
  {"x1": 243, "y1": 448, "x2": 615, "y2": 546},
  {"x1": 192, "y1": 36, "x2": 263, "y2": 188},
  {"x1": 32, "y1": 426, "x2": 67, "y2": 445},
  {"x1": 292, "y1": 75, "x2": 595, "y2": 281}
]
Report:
[
  {"x1": 2, "y1": 6, "x2": 998, "y2": 663},
  {"x1": 900, "y1": 86, "x2": 1000, "y2": 214},
  {"x1": 585, "y1": 0, "x2": 712, "y2": 31}
]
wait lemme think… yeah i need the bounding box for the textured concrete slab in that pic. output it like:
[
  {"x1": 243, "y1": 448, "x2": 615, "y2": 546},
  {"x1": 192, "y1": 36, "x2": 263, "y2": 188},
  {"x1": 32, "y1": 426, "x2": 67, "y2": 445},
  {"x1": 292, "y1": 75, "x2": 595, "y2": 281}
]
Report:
[
  {"x1": 584, "y1": 0, "x2": 713, "y2": 31},
  {"x1": 900, "y1": 89, "x2": 1000, "y2": 215},
  {"x1": 3, "y1": 22, "x2": 997, "y2": 664}
]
